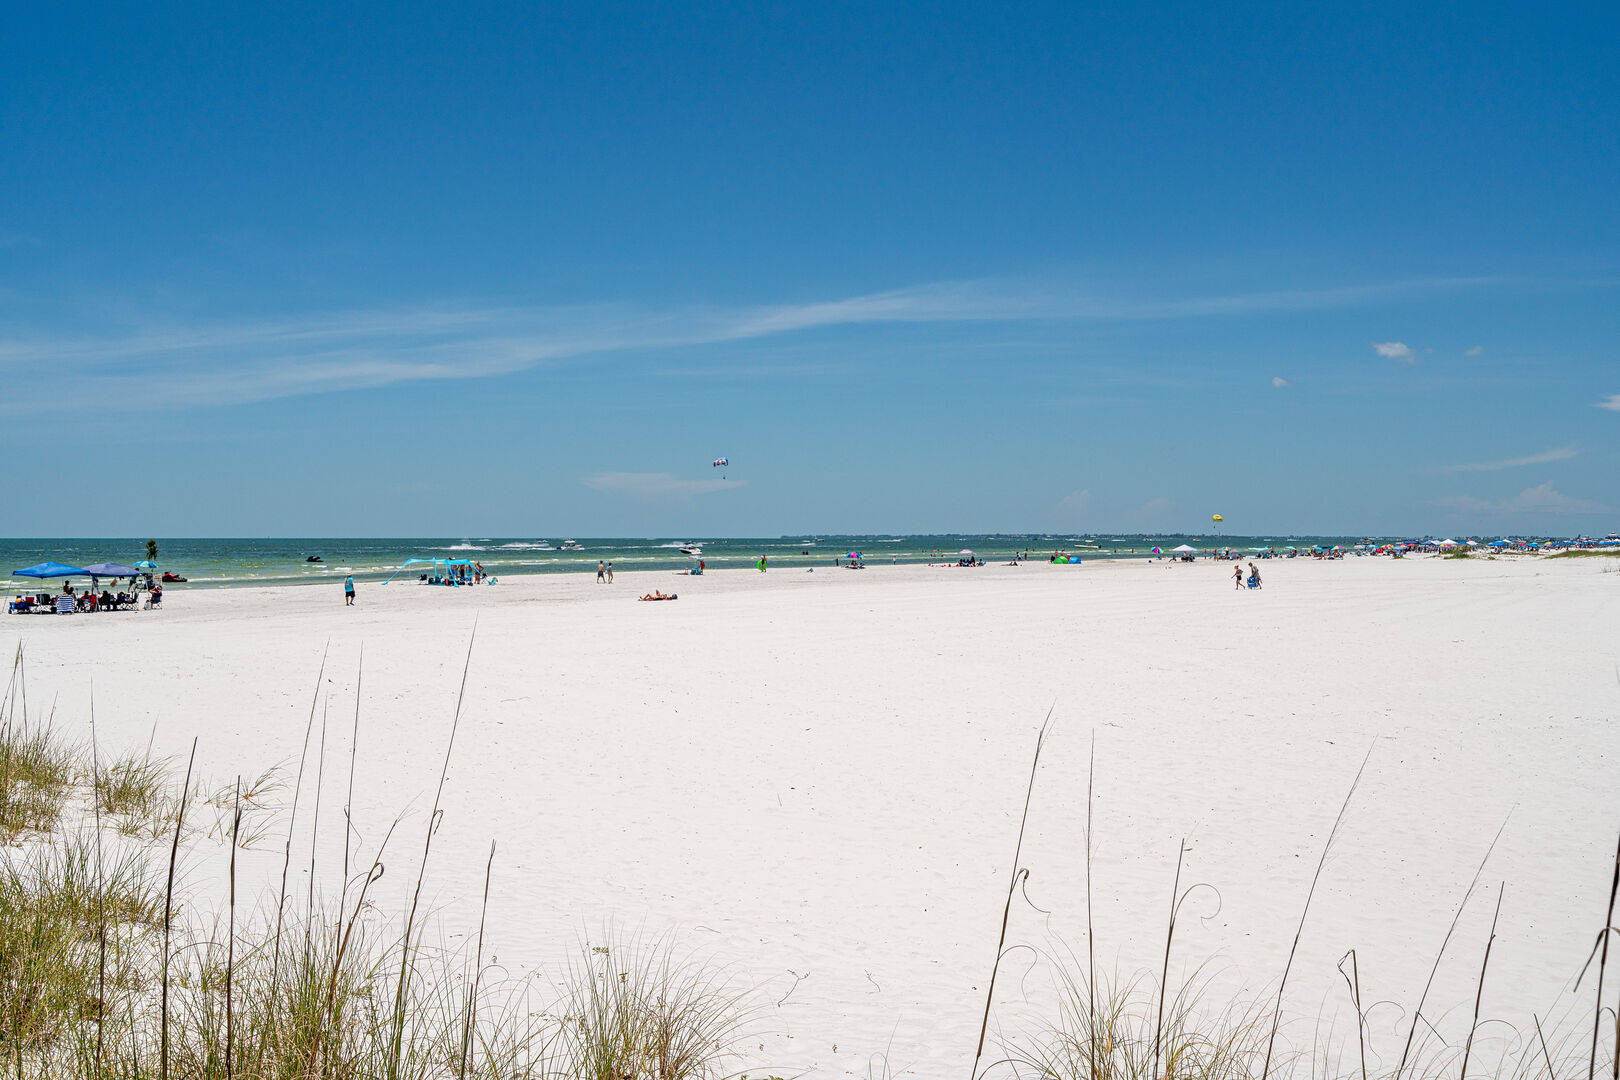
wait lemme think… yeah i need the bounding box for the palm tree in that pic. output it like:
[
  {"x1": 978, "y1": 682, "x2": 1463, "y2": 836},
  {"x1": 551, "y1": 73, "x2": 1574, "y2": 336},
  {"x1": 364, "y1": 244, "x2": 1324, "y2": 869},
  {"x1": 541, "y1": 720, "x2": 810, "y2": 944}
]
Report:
[{"x1": 146, "y1": 539, "x2": 158, "y2": 563}]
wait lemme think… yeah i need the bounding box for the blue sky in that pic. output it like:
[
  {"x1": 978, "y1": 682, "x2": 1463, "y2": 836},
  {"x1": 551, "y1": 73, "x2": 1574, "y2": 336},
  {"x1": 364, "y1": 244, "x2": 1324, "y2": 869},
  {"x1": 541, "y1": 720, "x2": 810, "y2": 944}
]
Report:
[{"x1": 3, "y1": 2, "x2": 1617, "y2": 536}]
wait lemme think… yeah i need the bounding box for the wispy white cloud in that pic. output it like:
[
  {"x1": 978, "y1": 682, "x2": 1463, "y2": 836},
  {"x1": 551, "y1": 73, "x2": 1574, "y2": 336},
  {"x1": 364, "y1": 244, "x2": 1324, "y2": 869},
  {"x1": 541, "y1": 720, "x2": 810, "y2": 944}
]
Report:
[
  {"x1": 1271, "y1": 376, "x2": 1291, "y2": 388},
  {"x1": 1465, "y1": 345, "x2": 1484, "y2": 356},
  {"x1": 1133, "y1": 496, "x2": 1174, "y2": 520},
  {"x1": 1373, "y1": 341, "x2": 1417, "y2": 363},
  {"x1": 1440, "y1": 446, "x2": 1578, "y2": 473},
  {"x1": 1437, "y1": 483, "x2": 1611, "y2": 517},
  {"x1": 1054, "y1": 490, "x2": 1091, "y2": 519},
  {"x1": 0, "y1": 276, "x2": 1496, "y2": 413},
  {"x1": 581, "y1": 472, "x2": 743, "y2": 499},
  {"x1": 1596, "y1": 394, "x2": 1620, "y2": 412}
]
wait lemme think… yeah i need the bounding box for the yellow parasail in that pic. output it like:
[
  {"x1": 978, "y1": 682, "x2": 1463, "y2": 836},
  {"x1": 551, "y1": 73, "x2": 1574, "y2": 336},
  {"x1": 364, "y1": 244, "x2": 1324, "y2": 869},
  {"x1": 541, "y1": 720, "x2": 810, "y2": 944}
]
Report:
[{"x1": 1212, "y1": 514, "x2": 1223, "y2": 523}]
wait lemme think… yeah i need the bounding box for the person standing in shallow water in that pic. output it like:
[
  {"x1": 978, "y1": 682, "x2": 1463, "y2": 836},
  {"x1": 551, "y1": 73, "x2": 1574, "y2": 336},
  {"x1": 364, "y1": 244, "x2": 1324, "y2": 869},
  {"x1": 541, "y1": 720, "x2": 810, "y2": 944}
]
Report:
[{"x1": 344, "y1": 575, "x2": 356, "y2": 606}]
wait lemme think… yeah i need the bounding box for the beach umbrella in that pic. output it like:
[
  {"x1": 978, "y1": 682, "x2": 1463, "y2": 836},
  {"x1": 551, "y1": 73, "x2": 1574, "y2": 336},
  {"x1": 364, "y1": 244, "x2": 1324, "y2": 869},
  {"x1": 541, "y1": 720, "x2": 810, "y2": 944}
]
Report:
[
  {"x1": 1151, "y1": 546, "x2": 1162, "y2": 554},
  {"x1": 134, "y1": 560, "x2": 157, "y2": 570},
  {"x1": 958, "y1": 549, "x2": 975, "y2": 557},
  {"x1": 13, "y1": 561, "x2": 90, "y2": 579}
]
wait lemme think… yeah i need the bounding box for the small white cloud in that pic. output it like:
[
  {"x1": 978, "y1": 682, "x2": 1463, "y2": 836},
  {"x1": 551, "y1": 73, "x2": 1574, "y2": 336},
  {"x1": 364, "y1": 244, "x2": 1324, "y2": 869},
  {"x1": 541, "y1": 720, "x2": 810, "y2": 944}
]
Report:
[
  {"x1": 582, "y1": 472, "x2": 743, "y2": 499},
  {"x1": 1596, "y1": 394, "x2": 1620, "y2": 412},
  {"x1": 1441, "y1": 446, "x2": 1578, "y2": 473},
  {"x1": 1134, "y1": 496, "x2": 1174, "y2": 520},
  {"x1": 1056, "y1": 489, "x2": 1091, "y2": 513},
  {"x1": 1271, "y1": 376, "x2": 1291, "y2": 388},
  {"x1": 1374, "y1": 341, "x2": 1417, "y2": 363},
  {"x1": 1465, "y1": 345, "x2": 1484, "y2": 356},
  {"x1": 1437, "y1": 482, "x2": 1611, "y2": 517}
]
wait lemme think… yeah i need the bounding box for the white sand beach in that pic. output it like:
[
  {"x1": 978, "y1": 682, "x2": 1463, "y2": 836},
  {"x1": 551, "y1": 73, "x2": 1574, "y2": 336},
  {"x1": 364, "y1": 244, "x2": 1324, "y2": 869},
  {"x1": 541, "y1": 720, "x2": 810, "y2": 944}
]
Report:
[{"x1": 6, "y1": 555, "x2": 1617, "y2": 1076}]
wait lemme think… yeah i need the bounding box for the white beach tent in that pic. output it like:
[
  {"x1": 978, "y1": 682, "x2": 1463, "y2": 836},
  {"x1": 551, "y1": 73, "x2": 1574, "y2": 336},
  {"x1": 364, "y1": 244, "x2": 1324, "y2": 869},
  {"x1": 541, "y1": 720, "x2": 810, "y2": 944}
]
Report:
[{"x1": 1171, "y1": 544, "x2": 1197, "y2": 553}]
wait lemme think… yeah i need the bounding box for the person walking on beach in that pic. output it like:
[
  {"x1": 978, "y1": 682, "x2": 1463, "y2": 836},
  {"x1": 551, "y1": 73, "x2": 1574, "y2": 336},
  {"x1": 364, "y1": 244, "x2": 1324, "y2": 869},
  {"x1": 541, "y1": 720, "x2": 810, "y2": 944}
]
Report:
[
  {"x1": 344, "y1": 575, "x2": 356, "y2": 606},
  {"x1": 1233, "y1": 565, "x2": 1243, "y2": 590},
  {"x1": 597, "y1": 560, "x2": 605, "y2": 583},
  {"x1": 1249, "y1": 562, "x2": 1262, "y2": 589},
  {"x1": 606, "y1": 562, "x2": 614, "y2": 583},
  {"x1": 758, "y1": 554, "x2": 768, "y2": 573}
]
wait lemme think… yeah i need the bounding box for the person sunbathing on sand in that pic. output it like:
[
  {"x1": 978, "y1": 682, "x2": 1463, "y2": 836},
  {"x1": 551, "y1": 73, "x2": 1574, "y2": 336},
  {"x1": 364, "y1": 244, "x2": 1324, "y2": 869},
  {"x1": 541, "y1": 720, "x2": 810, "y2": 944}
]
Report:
[{"x1": 639, "y1": 590, "x2": 678, "y2": 601}]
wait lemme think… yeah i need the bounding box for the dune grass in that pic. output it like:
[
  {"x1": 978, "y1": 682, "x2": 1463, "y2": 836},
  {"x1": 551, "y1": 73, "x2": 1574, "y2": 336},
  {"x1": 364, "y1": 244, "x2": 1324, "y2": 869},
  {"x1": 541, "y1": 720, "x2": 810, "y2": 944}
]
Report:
[
  {"x1": 976, "y1": 725, "x2": 1619, "y2": 1080},
  {"x1": 1542, "y1": 549, "x2": 1620, "y2": 559},
  {"x1": 0, "y1": 645, "x2": 770, "y2": 1080},
  {"x1": 555, "y1": 934, "x2": 760, "y2": 1080}
]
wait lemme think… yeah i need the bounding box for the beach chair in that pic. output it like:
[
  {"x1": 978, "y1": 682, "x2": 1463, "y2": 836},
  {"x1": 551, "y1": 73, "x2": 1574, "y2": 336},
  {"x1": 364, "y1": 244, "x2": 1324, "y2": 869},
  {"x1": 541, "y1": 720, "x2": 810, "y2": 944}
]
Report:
[
  {"x1": 55, "y1": 596, "x2": 76, "y2": 615},
  {"x1": 144, "y1": 591, "x2": 163, "y2": 611}
]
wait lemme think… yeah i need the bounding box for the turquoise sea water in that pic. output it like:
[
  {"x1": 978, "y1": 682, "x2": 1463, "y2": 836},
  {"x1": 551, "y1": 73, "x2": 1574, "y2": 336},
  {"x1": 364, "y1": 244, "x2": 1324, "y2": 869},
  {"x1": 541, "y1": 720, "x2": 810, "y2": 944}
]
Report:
[{"x1": 0, "y1": 535, "x2": 1373, "y2": 589}]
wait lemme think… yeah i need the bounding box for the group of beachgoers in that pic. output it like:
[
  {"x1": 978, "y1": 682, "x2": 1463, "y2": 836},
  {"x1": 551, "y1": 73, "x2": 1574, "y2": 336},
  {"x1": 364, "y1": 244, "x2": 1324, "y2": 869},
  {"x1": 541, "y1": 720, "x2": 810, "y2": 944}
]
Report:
[
  {"x1": 1235, "y1": 563, "x2": 1263, "y2": 590},
  {"x1": 10, "y1": 577, "x2": 162, "y2": 614}
]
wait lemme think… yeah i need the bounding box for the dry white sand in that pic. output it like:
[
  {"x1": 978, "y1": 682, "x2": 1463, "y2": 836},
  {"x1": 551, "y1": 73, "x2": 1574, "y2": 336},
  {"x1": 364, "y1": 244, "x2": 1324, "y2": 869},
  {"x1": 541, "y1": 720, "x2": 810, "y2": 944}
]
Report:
[{"x1": 6, "y1": 554, "x2": 1618, "y2": 1075}]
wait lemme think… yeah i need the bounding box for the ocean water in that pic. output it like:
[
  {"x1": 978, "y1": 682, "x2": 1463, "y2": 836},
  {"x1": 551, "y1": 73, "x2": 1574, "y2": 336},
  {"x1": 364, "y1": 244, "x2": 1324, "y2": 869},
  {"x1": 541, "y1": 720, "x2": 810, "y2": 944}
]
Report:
[{"x1": 0, "y1": 535, "x2": 1372, "y2": 589}]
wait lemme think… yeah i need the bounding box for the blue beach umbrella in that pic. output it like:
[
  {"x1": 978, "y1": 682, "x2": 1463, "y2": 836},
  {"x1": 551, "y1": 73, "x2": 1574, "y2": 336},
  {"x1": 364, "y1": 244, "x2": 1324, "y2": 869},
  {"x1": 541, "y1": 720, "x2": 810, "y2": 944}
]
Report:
[{"x1": 13, "y1": 561, "x2": 90, "y2": 579}]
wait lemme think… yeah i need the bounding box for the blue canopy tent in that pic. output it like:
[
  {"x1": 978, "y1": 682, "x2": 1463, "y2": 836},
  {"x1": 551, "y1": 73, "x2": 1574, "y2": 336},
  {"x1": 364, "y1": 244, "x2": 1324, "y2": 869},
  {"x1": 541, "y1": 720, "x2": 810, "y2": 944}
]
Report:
[
  {"x1": 83, "y1": 562, "x2": 138, "y2": 578},
  {"x1": 382, "y1": 557, "x2": 477, "y2": 585},
  {"x1": 14, "y1": 561, "x2": 90, "y2": 579}
]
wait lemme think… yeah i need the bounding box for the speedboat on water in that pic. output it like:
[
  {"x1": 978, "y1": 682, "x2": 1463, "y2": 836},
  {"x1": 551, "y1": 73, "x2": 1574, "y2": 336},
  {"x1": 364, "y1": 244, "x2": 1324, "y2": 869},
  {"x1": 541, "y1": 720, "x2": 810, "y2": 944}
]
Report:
[
  {"x1": 559, "y1": 540, "x2": 583, "y2": 550},
  {"x1": 678, "y1": 542, "x2": 703, "y2": 555}
]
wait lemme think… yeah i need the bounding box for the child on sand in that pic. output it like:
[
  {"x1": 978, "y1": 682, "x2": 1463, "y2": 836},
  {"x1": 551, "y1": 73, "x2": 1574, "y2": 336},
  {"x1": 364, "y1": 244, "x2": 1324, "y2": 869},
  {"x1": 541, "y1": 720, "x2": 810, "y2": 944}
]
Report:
[{"x1": 1233, "y1": 565, "x2": 1243, "y2": 590}]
